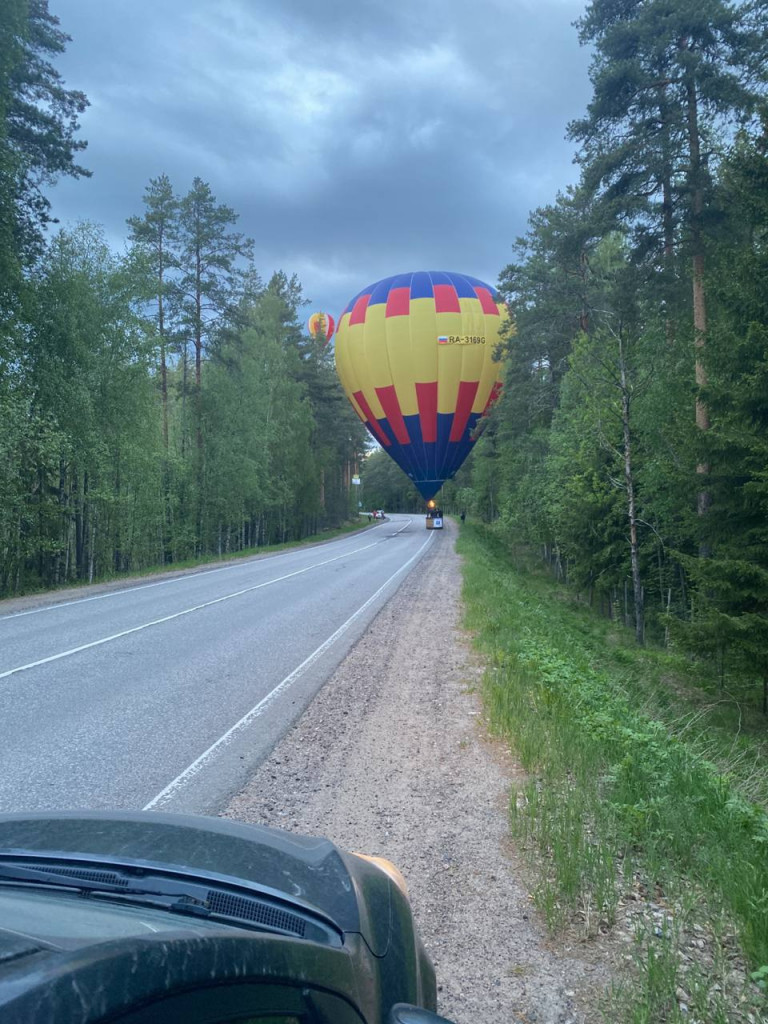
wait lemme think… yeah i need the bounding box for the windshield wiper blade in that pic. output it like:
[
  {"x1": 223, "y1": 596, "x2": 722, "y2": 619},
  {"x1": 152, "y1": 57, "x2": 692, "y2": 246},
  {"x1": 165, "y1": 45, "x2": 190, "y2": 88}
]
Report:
[
  {"x1": 0, "y1": 860, "x2": 342, "y2": 945},
  {"x1": 0, "y1": 862, "x2": 141, "y2": 892}
]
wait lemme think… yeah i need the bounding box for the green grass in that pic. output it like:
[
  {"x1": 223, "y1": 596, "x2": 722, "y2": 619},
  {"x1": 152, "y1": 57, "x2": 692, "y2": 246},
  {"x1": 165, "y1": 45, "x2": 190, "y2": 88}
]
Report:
[
  {"x1": 608, "y1": 904, "x2": 748, "y2": 1024},
  {"x1": 457, "y1": 523, "x2": 768, "y2": 1018}
]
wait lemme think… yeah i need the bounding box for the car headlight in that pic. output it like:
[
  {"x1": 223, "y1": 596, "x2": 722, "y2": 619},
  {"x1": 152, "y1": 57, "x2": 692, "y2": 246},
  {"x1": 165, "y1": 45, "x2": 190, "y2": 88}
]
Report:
[{"x1": 353, "y1": 854, "x2": 410, "y2": 897}]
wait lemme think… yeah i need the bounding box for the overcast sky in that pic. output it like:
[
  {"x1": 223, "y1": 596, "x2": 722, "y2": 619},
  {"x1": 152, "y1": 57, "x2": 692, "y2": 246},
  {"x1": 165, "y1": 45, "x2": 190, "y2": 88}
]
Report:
[{"x1": 49, "y1": 0, "x2": 593, "y2": 320}]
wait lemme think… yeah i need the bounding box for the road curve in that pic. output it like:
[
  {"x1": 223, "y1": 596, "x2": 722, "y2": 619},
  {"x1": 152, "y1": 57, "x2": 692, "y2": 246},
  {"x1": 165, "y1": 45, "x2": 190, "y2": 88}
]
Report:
[{"x1": 0, "y1": 515, "x2": 437, "y2": 814}]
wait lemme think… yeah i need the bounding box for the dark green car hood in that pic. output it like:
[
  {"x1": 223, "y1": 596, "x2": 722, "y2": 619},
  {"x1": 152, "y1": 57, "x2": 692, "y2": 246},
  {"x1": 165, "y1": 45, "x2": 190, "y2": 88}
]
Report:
[{"x1": 0, "y1": 811, "x2": 361, "y2": 932}]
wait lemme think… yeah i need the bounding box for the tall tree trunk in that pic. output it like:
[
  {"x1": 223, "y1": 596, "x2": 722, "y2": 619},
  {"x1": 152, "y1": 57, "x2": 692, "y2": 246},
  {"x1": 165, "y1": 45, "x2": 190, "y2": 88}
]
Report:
[
  {"x1": 194, "y1": 233, "x2": 203, "y2": 452},
  {"x1": 619, "y1": 333, "x2": 644, "y2": 645},
  {"x1": 37, "y1": 465, "x2": 45, "y2": 583},
  {"x1": 157, "y1": 228, "x2": 169, "y2": 451},
  {"x1": 113, "y1": 452, "x2": 122, "y2": 574},
  {"x1": 181, "y1": 342, "x2": 188, "y2": 459},
  {"x1": 685, "y1": 72, "x2": 711, "y2": 543},
  {"x1": 194, "y1": 239, "x2": 204, "y2": 549},
  {"x1": 88, "y1": 510, "x2": 96, "y2": 584},
  {"x1": 56, "y1": 460, "x2": 68, "y2": 585},
  {"x1": 74, "y1": 469, "x2": 84, "y2": 578},
  {"x1": 578, "y1": 246, "x2": 590, "y2": 333},
  {"x1": 658, "y1": 83, "x2": 676, "y2": 346}
]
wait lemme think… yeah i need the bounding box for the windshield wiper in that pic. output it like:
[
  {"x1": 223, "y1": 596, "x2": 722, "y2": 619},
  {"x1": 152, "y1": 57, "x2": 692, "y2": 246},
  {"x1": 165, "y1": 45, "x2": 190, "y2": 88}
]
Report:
[
  {"x1": 0, "y1": 860, "x2": 342, "y2": 946},
  {"x1": 0, "y1": 861, "x2": 155, "y2": 894}
]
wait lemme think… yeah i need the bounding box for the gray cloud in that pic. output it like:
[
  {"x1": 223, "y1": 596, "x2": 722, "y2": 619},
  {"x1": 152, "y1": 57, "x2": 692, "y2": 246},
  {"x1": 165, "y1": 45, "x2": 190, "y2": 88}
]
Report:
[{"x1": 49, "y1": 0, "x2": 591, "y2": 316}]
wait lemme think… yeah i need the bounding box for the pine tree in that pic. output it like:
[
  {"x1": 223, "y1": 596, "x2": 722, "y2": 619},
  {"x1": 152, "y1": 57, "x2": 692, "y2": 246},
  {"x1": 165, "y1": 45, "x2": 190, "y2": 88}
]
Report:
[
  {"x1": 0, "y1": 0, "x2": 89, "y2": 268},
  {"x1": 127, "y1": 175, "x2": 180, "y2": 450},
  {"x1": 175, "y1": 178, "x2": 254, "y2": 544},
  {"x1": 570, "y1": 0, "x2": 768, "y2": 541},
  {"x1": 676, "y1": 118, "x2": 768, "y2": 709},
  {"x1": 177, "y1": 178, "x2": 254, "y2": 407}
]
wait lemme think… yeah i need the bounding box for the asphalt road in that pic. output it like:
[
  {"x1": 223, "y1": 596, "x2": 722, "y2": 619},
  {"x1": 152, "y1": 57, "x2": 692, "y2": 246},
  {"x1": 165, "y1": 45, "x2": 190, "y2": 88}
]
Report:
[{"x1": 0, "y1": 515, "x2": 436, "y2": 815}]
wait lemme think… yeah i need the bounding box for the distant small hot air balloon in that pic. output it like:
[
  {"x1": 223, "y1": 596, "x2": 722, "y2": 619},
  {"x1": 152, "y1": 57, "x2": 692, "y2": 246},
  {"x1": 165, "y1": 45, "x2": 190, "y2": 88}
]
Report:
[
  {"x1": 307, "y1": 311, "x2": 335, "y2": 342},
  {"x1": 334, "y1": 270, "x2": 506, "y2": 500}
]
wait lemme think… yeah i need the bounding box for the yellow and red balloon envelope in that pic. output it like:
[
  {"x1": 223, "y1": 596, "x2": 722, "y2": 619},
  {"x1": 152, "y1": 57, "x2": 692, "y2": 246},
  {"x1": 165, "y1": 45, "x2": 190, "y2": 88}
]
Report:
[
  {"x1": 334, "y1": 270, "x2": 505, "y2": 500},
  {"x1": 307, "y1": 311, "x2": 335, "y2": 341}
]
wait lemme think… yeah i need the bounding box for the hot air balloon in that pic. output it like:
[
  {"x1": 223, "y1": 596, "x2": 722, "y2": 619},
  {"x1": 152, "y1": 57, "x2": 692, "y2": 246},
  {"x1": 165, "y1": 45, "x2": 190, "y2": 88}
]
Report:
[
  {"x1": 334, "y1": 270, "x2": 505, "y2": 500},
  {"x1": 307, "y1": 311, "x2": 335, "y2": 342}
]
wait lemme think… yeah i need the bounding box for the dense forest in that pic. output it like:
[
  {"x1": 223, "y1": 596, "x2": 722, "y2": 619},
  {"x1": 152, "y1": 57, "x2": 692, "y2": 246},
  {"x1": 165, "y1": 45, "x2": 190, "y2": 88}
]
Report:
[
  {"x1": 3, "y1": 0, "x2": 768, "y2": 716},
  {"x1": 360, "y1": 0, "x2": 768, "y2": 711},
  {"x1": 0, "y1": 1, "x2": 368, "y2": 596},
  {"x1": 449, "y1": 0, "x2": 768, "y2": 710}
]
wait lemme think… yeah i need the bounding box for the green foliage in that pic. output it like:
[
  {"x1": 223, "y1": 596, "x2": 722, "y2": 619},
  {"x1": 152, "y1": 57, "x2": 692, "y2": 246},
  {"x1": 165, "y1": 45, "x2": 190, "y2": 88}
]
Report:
[
  {"x1": 0, "y1": 153, "x2": 367, "y2": 593},
  {"x1": 359, "y1": 448, "x2": 424, "y2": 513},
  {"x1": 672, "y1": 120, "x2": 768, "y2": 686},
  {"x1": 458, "y1": 0, "x2": 768, "y2": 696},
  {"x1": 571, "y1": 0, "x2": 767, "y2": 262},
  {"x1": 459, "y1": 524, "x2": 768, "y2": 970},
  {"x1": 0, "y1": 0, "x2": 89, "y2": 267}
]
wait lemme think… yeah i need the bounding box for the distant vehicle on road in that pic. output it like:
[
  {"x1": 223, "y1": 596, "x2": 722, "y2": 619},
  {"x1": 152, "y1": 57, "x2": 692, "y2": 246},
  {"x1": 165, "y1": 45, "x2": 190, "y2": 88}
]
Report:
[
  {"x1": 425, "y1": 501, "x2": 444, "y2": 530},
  {"x1": 0, "y1": 811, "x2": 453, "y2": 1023},
  {"x1": 375, "y1": 509, "x2": 386, "y2": 519}
]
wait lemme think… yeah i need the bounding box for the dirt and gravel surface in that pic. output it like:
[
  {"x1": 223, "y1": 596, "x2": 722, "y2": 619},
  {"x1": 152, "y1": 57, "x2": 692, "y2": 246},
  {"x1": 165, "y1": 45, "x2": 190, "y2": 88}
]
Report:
[{"x1": 224, "y1": 519, "x2": 613, "y2": 1023}]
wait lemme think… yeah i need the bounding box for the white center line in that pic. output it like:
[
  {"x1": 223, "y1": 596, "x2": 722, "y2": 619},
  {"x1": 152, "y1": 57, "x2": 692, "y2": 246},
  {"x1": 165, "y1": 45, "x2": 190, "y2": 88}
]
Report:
[
  {"x1": 0, "y1": 525, "x2": 393, "y2": 621},
  {"x1": 143, "y1": 530, "x2": 433, "y2": 810},
  {"x1": 0, "y1": 541, "x2": 384, "y2": 681}
]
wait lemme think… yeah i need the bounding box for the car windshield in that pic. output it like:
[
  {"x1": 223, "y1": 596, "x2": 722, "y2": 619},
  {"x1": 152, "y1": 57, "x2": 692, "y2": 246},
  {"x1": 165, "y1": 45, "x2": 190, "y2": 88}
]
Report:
[
  {"x1": 0, "y1": 887, "x2": 232, "y2": 945},
  {"x1": 0, "y1": 858, "x2": 343, "y2": 947}
]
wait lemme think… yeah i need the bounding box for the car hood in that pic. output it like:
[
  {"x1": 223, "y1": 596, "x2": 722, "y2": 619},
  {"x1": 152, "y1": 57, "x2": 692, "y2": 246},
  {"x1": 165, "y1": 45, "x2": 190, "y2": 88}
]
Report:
[{"x1": 0, "y1": 811, "x2": 361, "y2": 932}]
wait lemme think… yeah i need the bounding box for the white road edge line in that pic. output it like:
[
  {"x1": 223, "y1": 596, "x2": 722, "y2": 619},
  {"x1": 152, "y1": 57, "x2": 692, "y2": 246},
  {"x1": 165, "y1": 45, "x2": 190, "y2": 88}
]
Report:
[
  {"x1": 142, "y1": 530, "x2": 433, "y2": 811},
  {"x1": 0, "y1": 525, "x2": 392, "y2": 621},
  {"x1": 0, "y1": 541, "x2": 386, "y2": 681}
]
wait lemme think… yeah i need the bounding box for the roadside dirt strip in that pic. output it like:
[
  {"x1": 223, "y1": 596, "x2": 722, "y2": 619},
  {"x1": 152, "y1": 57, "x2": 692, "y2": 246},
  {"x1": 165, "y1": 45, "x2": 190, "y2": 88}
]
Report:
[{"x1": 224, "y1": 519, "x2": 611, "y2": 1024}]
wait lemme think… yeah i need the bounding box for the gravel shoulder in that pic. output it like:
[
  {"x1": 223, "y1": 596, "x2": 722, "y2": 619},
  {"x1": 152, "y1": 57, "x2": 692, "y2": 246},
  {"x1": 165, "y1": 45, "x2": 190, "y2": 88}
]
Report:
[{"x1": 224, "y1": 520, "x2": 613, "y2": 1023}]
